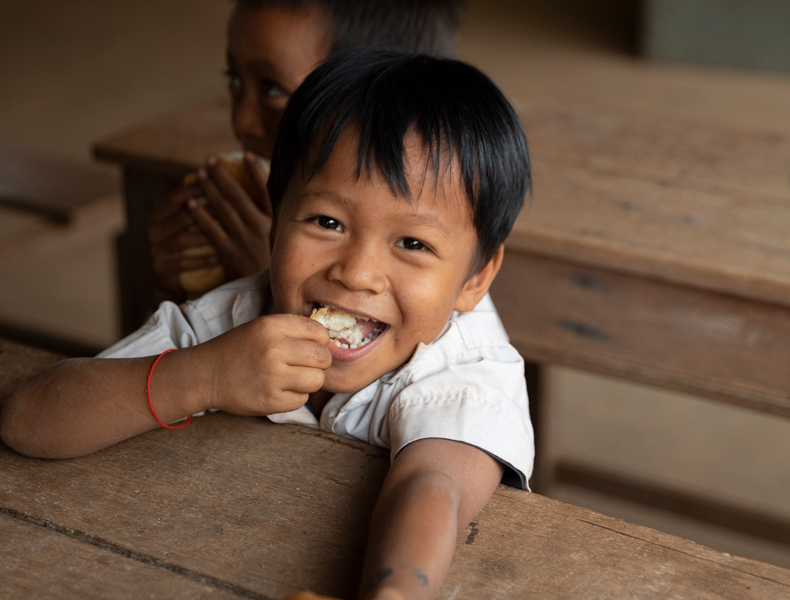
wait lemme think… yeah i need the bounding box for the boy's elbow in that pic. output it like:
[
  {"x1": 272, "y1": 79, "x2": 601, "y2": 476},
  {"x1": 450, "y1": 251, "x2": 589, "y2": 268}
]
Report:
[{"x1": 1, "y1": 390, "x2": 55, "y2": 458}]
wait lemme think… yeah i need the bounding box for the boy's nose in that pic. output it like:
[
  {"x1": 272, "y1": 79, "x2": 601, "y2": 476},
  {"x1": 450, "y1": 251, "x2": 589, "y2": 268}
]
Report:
[{"x1": 327, "y1": 241, "x2": 387, "y2": 294}]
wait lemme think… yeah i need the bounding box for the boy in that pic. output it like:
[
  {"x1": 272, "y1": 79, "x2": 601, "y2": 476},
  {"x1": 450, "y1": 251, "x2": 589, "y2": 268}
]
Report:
[
  {"x1": 1, "y1": 48, "x2": 533, "y2": 599},
  {"x1": 152, "y1": 0, "x2": 466, "y2": 296}
]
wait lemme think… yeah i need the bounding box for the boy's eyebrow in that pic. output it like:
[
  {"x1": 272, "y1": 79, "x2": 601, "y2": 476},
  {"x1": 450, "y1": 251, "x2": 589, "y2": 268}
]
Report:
[{"x1": 301, "y1": 190, "x2": 453, "y2": 233}]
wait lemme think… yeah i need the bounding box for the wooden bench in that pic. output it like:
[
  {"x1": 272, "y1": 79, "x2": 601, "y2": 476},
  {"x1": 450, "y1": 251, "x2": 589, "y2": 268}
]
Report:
[
  {"x1": 0, "y1": 145, "x2": 119, "y2": 224},
  {"x1": 2, "y1": 339, "x2": 789, "y2": 599}
]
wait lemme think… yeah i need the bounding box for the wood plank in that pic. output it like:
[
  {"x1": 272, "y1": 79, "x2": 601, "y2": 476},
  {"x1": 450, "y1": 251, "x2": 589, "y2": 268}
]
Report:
[
  {"x1": 511, "y1": 153, "x2": 790, "y2": 306},
  {"x1": 93, "y1": 98, "x2": 238, "y2": 177},
  {"x1": 517, "y1": 97, "x2": 790, "y2": 198},
  {"x1": 491, "y1": 253, "x2": 790, "y2": 417},
  {"x1": 2, "y1": 409, "x2": 789, "y2": 599},
  {"x1": 0, "y1": 146, "x2": 119, "y2": 223},
  {"x1": 0, "y1": 512, "x2": 244, "y2": 600}
]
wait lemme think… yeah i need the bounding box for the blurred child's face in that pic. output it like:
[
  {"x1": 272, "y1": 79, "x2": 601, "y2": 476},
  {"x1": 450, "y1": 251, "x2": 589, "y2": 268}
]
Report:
[
  {"x1": 226, "y1": 5, "x2": 331, "y2": 159},
  {"x1": 270, "y1": 129, "x2": 485, "y2": 394}
]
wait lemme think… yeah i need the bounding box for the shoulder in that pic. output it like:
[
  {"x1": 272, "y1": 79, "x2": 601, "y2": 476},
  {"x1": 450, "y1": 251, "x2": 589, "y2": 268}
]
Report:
[
  {"x1": 385, "y1": 294, "x2": 533, "y2": 488},
  {"x1": 401, "y1": 293, "x2": 518, "y2": 377}
]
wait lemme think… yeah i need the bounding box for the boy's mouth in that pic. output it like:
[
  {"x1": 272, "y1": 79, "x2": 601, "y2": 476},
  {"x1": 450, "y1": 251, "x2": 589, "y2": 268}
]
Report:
[{"x1": 310, "y1": 304, "x2": 387, "y2": 353}]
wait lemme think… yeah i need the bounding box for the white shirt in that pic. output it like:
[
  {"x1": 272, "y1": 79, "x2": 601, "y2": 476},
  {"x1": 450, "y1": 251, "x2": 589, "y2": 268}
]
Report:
[{"x1": 99, "y1": 272, "x2": 534, "y2": 489}]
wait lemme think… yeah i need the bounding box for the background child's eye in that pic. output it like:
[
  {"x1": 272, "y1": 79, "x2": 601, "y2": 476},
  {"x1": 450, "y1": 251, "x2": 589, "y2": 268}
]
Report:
[
  {"x1": 395, "y1": 237, "x2": 426, "y2": 251},
  {"x1": 223, "y1": 69, "x2": 243, "y2": 97},
  {"x1": 261, "y1": 80, "x2": 286, "y2": 99},
  {"x1": 315, "y1": 216, "x2": 344, "y2": 232}
]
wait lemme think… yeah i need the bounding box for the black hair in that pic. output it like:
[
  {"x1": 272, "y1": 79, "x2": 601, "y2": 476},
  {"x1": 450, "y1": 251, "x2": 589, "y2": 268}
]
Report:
[
  {"x1": 234, "y1": 0, "x2": 465, "y2": 57},
  {"x1": 268, "y1": 47, "x2": 531, "y2": 267}
]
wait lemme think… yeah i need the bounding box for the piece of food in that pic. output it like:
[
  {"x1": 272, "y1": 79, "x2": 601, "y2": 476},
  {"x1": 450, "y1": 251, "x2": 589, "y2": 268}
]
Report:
[
  {"x1": 178, "y1": 152, "x2": 269, "y2": 293},
  {"x1": 310, "y1": 306, "x2": 383, "y2": 349}
]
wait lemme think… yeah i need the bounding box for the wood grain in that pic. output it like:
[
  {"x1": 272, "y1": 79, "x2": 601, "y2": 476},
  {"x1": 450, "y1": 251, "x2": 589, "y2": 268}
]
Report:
[
  {"x1": 0, "y1": 512, "x2": 243, "y2": 600},
  {"x1": 2, "y1": 407, "x2": 789, "y2": 599}
]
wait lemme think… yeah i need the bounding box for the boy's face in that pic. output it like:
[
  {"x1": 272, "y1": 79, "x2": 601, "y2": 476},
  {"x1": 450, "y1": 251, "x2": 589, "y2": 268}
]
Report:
[
  {"x1": 226, "y1": 5, "x2": 331, "y2": 159},
  {"x1": 270, "y1": 129, "x2": 487, "y2": 394}
]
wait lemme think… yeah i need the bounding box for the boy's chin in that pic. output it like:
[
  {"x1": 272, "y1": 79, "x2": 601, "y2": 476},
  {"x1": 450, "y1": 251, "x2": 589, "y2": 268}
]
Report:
[{"x1": 321, "y1": 368, "x2": 380, "y2": 395}]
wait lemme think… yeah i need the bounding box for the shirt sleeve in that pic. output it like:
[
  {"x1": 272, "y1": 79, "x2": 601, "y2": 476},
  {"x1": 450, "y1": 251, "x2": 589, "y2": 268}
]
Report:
[
  {"x1": 387, "y1": 351, "x2": 534, "y2": 490},
  {"x1": 96, "y1": 300, "x2": 209, "y2": 359}
]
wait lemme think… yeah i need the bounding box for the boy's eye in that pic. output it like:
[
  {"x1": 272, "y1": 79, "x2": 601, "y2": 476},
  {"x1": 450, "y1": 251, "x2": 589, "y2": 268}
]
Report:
[
  {"x1": 395, "y1": 237, "x2": 426, "y2": 251},
  {"x1": 315, "y1": 216, "x2": 344, "y2": 232}
]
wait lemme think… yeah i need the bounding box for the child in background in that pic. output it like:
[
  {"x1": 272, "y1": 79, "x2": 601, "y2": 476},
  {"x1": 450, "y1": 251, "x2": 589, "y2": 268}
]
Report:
[
  {"x1": 2, "y1": 48, "x2": 533, "y2": 599},
  {"x1": 152, "y1": 0, "x2": 466, "y2": 297}
]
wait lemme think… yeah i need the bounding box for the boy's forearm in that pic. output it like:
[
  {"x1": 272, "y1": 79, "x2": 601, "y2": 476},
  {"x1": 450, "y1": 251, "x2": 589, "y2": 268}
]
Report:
[
  {"x1": 0, "y1": 349, "x2": 208, "y2": 458},
  {"x1": 361, "y1": 472, "x2": 461, "y2": 600}
]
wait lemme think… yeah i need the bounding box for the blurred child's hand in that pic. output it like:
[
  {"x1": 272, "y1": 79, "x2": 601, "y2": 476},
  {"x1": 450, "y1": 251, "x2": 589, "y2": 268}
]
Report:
[
  {"x1": 149, "y1": 182, "x2": 217, "y2": 294},
  {"x1": 195, "y1": 314, "x2": 331, "y2": 416},
  {"x1": 188, "y1": 153, "x2": 273, "y2": 281}
]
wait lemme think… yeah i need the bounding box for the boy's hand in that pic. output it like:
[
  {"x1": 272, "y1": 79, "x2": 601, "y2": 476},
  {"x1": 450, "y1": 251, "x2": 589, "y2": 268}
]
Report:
[
  {"x1": 149, "y1": 182, "x2": 217, "y2": 294},
  {"x1": 196, "y1": 314, "x2": 331, "y2": 416},
  {"x1": 188, "y1": 153, "x2": 273, "y2": 281}
]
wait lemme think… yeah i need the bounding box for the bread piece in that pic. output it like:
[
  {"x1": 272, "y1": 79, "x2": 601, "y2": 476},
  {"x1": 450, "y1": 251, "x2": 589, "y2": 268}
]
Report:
[
  {"x1": 310, "y1": 306, "x2": 367, "y2": 346},
  {"x1": 178, "y1": 152, "x2": 269, "y2": 293}
]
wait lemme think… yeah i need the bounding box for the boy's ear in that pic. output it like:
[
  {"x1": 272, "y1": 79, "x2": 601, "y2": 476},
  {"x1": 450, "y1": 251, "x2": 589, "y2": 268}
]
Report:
[{"x1": 454, "y1": 245, "x2": 504, "y2": 313}]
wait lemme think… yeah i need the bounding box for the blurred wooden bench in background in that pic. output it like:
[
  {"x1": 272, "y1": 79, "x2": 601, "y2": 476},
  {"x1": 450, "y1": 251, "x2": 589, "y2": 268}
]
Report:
[{"x1": 0, "y1": 145, "x2": 118, "y2": 224}]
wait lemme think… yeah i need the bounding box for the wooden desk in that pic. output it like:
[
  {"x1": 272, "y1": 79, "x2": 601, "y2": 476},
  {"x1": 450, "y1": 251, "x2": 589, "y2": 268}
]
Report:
[
  {"x1": 94, "y1": 96, "x2": 790, "y2": 537},
  {"x1": 2, "y1": 340, "x2": 790, "y2": 599}
]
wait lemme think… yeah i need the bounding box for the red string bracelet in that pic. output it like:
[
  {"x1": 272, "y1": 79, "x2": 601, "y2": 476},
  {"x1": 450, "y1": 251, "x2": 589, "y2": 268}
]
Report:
[{"x1": 147, "y1": 349, "x2": 192, "y2": 429}]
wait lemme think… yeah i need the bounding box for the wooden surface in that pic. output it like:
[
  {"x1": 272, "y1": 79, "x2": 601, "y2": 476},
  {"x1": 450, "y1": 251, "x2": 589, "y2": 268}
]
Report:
[
  {"x1": 2, "y1": 342, "x2": 790, "y2": 600},
  {"x1": 0, "y1": 146, "x2": 119, "y2": 223}
]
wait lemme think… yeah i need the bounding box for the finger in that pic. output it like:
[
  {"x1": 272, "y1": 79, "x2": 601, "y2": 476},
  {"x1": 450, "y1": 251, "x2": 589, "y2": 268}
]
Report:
[
  {"x1": 281, "y1": 366, "x2": 326, "y2": 395},
  {"x1": 158, "y1": 230, "x2": 211, "y2": 254},
  {"x1": 280, "y1": 314, "x2": 332, "y2": 345},
  {"x1": 152, "y1": 183, "x2": 202, "y2": 221},
  {"x1": 246, "y1": 151, "x2": 273, "y2": 216},
  {"x1": 188, "y1": 197, "x2": 232, "y2": 250},
  {"x1": 198, "y1": 168, "x2": 247, "y2": 239},
  {"x1": 283, "y1": 338, "x2": 333, "y2": 370},
  {"x1": 208, "y1": 157, "x2": 266, "y2": 226},
  {"x1": 150, "y1": 205, "x2": 197, "y2": 244},
  {"x1": 274, "y1": 390, "x2": 310, "y2": 414}
]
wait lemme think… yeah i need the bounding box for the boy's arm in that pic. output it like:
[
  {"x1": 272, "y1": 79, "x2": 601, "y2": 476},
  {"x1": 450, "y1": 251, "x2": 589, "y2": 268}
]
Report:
[
  {"x1": 360, "y1": 439, "x2": 505, "y2": 600},
  {"x1": 0, "y1": 315, "x2": 330, "y2": 459},
  {"x1": 0, "y1": 352, "x2": 204, "y2": 458}
]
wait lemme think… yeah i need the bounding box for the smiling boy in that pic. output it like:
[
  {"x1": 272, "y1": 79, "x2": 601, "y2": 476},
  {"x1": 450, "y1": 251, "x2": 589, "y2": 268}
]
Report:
[{"x1": 1, "y1": 48, "x2": 533, "y2": 599}]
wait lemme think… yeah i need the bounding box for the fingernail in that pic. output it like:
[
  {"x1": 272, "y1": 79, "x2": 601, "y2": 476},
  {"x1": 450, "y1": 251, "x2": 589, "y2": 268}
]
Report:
[
  {"x1": 206, "y1": 156, "x2": 217, "y2": 166},
  {"x1": 187, "y1": 198, "x2": 197, "y2": 209},
  {"x1": 197, "y1": 168, "x2": 207, "y2": 180}
]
